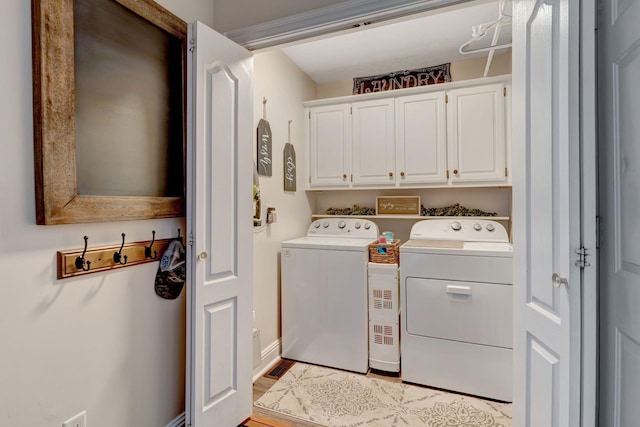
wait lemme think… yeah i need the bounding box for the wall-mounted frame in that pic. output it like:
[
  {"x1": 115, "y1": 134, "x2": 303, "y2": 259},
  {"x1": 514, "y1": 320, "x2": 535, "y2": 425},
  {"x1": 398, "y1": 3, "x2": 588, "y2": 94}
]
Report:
[
  {"x1": 376, "y1": 196, "x2": 421, "y2": 215},
  {"x1": 31, "y1": 0, "x2": 187, "y2": 224}
]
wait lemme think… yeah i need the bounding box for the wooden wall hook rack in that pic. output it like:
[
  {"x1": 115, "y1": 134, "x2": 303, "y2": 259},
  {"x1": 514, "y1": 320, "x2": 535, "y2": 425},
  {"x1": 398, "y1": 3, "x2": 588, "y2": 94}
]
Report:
[{"x1": 57, "y1": 235, "x2": 178, "y2": 279}]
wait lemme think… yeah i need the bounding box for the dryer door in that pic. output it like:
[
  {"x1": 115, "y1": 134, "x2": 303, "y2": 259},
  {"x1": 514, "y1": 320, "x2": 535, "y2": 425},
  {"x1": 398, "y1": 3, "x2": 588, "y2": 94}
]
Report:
[{"x1": 405, "y1": 278, "x2": 513, "y2": 348}]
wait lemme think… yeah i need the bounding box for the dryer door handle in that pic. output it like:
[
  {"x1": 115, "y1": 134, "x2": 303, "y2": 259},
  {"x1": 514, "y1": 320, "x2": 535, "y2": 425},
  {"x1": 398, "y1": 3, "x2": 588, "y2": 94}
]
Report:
[{"x1": 446, "y1": 285, "x2": 472, "y2": 296}]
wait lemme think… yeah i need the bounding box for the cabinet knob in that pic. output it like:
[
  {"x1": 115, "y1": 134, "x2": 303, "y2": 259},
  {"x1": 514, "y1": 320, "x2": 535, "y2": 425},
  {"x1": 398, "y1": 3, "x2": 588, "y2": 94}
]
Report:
[
  {"x1": 342, "y1": 174, "x2": 347, "y2": 180},
  {"x1": 400, "y1": 171, "x2": 405, "y2": 177},
  {"x1": 453, "y1": 169, "x2": 459, "y2": 175},
  {"x1": 389, "y1": 172, "x2": 393, "y2": 178}
]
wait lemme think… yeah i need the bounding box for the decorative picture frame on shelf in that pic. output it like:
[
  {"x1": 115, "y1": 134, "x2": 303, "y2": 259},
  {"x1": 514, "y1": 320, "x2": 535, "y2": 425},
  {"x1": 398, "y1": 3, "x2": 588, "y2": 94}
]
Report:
[
  {"x1": 31, "y1": 0, "x2": 187, "y2": 224},
  {"x1": 376, "y1": 196, "x2": 421, "y2": 215}
]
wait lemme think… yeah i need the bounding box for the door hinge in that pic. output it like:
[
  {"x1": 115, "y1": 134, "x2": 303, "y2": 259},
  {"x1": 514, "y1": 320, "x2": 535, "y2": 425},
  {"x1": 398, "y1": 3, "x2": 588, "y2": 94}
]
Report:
[
  {"x1": 350, "y1": 174, "x2": 353, "y2": 182},
  {"x1": 350, "y1": 106, "x2": 353, "y2": 114},
  {"x1": 505, "y1": 167, "x2": 508, "y2": 177},
  {"x1": 308, "y1": 111, "x2": 311, "y2": 119},
  {"x1": 309, "y1": 175, "x2": 311, "y2": 184},
  {"x1": 446, "y1": 170, "x2": 450, "y2": 179},
  {"x1": 575, "y1": 247, "x2": 591, "y2": 268},
  {"x1": 503, "y1": 87, "x2": 507, "y2": 97},
  {"x1": 188, "y1": 232, "x2": 194, "y2": 247},
  {"x1": 188, "y1": 38, "x2": 196, "y2": 52},
  {"x1": 445, "y1": 94, "x2": 449, "y2": 103}
]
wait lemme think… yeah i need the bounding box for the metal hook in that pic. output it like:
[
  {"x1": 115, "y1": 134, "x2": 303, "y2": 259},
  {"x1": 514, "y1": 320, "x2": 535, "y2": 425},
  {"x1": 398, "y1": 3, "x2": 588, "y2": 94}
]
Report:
[
  {"x1": 75, "y1": 236, "x2": 91, "y2": 272},
  {"x1": 113, "y1": 233, "x2": 128, "y2": 265},
  {"x1": 145, "y1": 230, "x2": 158, "y2": 259},
  {"x1": 176, "y1": 228, "x2": 181, "y2": 242}
]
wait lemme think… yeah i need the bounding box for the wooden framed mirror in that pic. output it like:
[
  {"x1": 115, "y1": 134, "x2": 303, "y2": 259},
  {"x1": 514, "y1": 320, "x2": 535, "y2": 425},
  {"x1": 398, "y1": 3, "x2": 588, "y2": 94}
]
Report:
[{"x1": 31, "y1": 0, "x2": 187, "y2": 224}]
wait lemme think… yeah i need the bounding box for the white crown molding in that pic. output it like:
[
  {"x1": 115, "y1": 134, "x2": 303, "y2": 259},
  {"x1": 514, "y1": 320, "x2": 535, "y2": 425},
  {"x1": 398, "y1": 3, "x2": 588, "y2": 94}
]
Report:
[{"x1": 224, "y1": 0, "x2": 472, "y2": 50}]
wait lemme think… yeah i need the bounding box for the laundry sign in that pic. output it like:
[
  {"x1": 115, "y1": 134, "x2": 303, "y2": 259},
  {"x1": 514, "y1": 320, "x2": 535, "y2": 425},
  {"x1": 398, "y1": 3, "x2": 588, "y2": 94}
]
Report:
[{"x1": 353, "y1": 63, "x2": 451, "y2": 95}]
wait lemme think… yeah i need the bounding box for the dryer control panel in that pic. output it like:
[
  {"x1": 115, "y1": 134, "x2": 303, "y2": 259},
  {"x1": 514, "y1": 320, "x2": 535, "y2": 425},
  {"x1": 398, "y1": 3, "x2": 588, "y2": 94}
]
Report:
[{"x1": 409, "y1": 219, "x2": 509, "y2": 242}]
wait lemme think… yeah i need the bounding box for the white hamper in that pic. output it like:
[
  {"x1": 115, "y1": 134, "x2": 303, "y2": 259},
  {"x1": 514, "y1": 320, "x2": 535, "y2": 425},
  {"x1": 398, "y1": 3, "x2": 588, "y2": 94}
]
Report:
[{"x1": 368, "y1": 262, "x2": 400, "y2": 372}]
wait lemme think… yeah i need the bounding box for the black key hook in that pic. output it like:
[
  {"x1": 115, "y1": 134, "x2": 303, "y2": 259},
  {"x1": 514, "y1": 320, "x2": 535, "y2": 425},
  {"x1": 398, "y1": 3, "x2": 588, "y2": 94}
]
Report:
[
  {"x1": 145, "y1": 230, "x2": 158, "y2": 259},
  {"x1": 113, "y1": 233, "x2": 128, "y2": 265},
  {"x1": 75, "y1": 236, "x2": 91, "y2": 272}
]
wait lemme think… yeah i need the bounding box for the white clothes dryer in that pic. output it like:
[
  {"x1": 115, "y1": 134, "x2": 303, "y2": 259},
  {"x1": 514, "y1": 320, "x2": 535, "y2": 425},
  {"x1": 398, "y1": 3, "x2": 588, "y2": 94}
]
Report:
[
  {"x1": 281, "y1": 218, "x2": 379, "y2": 373},
  {"x1": 400, "y1": 219, "x2": 513, "y2": 401}
]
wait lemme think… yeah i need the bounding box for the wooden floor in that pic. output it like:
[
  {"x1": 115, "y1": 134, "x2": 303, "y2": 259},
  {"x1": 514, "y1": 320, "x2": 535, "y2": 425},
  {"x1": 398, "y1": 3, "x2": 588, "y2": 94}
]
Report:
[{"x1": 247, "y1": 366, "x2": 403, "y2": 427}]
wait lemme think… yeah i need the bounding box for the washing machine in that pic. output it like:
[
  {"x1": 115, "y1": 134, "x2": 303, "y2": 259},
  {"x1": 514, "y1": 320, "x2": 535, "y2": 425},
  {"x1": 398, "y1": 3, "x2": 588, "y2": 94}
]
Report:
[
  {"x1": 281, "y1": 218, "x2": 379, "y2": 374},
  {"x1": 400, "y1": 218, "x2": 513, "y2": 401}
]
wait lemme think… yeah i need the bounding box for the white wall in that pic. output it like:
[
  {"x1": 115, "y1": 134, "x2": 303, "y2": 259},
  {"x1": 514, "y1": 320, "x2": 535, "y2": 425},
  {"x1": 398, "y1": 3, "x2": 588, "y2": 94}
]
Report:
[
  {"x1": 252, "y1": 50, "x2": 317, "y2": 371},
  {"x1": 0, "y1": 1, "x2": 211, "y2": 426},
  {"x1": 213, "y1": 0, "x2": 347, "y2": 34}
]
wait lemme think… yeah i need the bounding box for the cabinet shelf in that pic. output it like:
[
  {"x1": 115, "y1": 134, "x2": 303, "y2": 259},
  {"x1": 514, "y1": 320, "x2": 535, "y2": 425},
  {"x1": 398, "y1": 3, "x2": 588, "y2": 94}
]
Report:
[{"x1": 311, "y1": 214, "x2": 510, "y2": 221}]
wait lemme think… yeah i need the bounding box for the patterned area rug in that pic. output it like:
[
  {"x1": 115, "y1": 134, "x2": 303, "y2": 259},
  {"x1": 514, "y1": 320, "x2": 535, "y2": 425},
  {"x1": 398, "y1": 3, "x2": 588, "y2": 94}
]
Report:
[{"x1": 255, "y1": 363, "x2": 512, "y2": 427}]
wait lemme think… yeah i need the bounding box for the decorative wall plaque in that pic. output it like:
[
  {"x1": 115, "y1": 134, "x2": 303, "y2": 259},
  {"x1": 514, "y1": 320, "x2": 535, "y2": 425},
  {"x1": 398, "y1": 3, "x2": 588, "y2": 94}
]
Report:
[
  {"x1": 257, "y1": 97, "x2": 272, "y2": 176},
  {"x1": 283, "y1": 143, "x2": 296, "y2": 192},
  {"x1": 353, "y1": 63, "x2": 451, "y2": 95},
  {"x1": 376, "y1": 196, "x2": 421, "y2": 215}
]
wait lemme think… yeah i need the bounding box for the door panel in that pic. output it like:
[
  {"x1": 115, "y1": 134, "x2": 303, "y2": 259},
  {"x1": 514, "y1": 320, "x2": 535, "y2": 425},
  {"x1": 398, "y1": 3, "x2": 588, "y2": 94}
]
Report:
[
  {"x1": 395, "y1": 92, "x2": 448, "y2": 184},
  {"x1": 599, "y1": 0, "x2": 640, "y2": 423},
  {"x1": 512, "y1": 0, "x2": 581, "y2": 425},
  {"x1": 447, "y1": 83, "x2": 506, "y2": 183},
  {"x1": 187, "y1": 21, "x2": 253, "y2": 427},
  {"x1": 352, "y1": 99, "x2": 395, "y2": 186},
  {"x1": 308, "y1": 105, "x2": 350, "y2": 187}
]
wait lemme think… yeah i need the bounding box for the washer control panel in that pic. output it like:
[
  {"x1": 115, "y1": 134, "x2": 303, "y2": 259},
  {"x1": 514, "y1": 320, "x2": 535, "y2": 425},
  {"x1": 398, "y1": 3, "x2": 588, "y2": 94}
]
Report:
[
  {"x1": 411, "y1": 219, "x2": 508, "y2": 242},
  {"x1": 307, "y1": 218, "x2": 379, "y2": 238}
]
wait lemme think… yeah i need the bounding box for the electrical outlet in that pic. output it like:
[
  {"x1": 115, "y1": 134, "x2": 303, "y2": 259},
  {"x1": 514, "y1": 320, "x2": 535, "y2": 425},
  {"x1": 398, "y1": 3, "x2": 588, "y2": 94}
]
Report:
[{"x1": 62, "y1": 410, "x2": 86, "y2": 427}]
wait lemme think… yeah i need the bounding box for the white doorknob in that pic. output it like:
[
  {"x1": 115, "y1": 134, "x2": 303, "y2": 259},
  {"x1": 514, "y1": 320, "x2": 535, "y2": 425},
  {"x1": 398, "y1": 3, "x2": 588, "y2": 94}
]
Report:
[
  {"x1": 552, "y1": 272, "x2": 568, "y2": 288},
  {"x1": 198, "y1": 251, "x2": 208, "y2": 261}
]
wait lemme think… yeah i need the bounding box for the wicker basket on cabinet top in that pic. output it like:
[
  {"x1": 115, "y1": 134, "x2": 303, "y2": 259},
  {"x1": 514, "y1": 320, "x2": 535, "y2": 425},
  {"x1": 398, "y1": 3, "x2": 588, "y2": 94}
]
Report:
[{"x1": 369, "y1": 240, "x2": 401, "y2": 264}]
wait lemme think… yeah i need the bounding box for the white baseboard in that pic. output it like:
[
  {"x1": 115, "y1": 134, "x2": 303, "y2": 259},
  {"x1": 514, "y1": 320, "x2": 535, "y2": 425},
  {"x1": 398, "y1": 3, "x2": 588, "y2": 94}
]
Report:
[
  {"x1": 164, "y1": 412, "x2": 185, "y2": 427},
  {"x1": 252, "y1": 338, "x2": 282, "y2": 383}
]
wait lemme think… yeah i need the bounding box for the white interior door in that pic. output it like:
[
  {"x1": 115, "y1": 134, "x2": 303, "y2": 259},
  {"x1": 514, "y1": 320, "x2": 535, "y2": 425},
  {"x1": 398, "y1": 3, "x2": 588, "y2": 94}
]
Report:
[
  {"x1": 512, "y1": 0, "x2": 582, "y2": 425},
  {"x1": 186, "y1": 21, "x2": 253, "y2": 427},
  {"x1": 598, "y1": 0, "x2": 640, "y2": 424}
]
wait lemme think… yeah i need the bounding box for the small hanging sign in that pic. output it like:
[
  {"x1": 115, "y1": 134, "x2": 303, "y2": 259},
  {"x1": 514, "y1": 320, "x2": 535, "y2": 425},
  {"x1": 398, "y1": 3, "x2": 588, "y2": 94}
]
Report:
[
  {"x1": 257, "y1": 97, "x2": 272, "y2": 176},
  {"x1": 284, "y1": 120, "x2": 296, "y2": 192}
]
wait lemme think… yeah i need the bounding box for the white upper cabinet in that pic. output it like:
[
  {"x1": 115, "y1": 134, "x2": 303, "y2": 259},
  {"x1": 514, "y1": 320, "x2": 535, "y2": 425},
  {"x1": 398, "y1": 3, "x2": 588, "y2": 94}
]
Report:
[
  {"x1": 305, "y1": 76, "x2": 511, "y2": 190},
  {"x1": 396, "y1": 92, "x2": 448, "y2": 185},
  {"x1": 447, "y1": 83, "x2": 508, "y2": 184},
  {"x1": 308, "y1": 104, "x2": 350, "y2": 188},
  {"x1": 351, "y1": 99, "x2": 395, "y2": 186}
]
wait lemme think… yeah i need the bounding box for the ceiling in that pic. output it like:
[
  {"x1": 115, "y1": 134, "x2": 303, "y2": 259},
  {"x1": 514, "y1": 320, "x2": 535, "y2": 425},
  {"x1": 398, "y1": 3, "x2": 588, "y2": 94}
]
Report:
[{"x1": 278, "y1": 0, "x2": 512, "y2": 84}]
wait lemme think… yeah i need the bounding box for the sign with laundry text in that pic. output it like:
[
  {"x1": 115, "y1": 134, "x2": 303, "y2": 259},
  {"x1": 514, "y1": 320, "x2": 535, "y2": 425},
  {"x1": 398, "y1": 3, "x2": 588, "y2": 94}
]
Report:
[
  {"x1": 353, "y1": 63, "x2": 451, "y2": 95},
  {"x1": 376, "y1": 196, "x2": 421, "y2": 215}
]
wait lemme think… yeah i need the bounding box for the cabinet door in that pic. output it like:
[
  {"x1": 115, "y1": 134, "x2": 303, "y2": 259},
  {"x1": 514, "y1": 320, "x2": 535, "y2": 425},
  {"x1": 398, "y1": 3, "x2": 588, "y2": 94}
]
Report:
[
  {"x1": 308, "y1": 105, "x2": 350, "y2": 188},
  {"x1": 447, "y1": 83, "x2": 507, "y2": 184},
  {"x1": 396, "y1": 92, "x2": 448, "y2": 185},
  {"x1": 351, "y1": 99, "x2": 395, "y2": 186}
]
